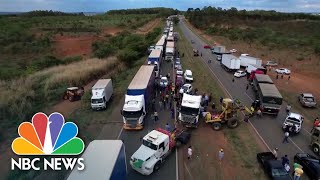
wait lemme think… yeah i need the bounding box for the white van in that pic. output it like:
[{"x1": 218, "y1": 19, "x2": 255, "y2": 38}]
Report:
[{"x1": 184, "y1": 70, "x2": 193, "y2": 82}]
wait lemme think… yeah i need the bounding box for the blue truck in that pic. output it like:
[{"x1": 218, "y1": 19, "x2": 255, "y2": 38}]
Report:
[
  {"x1": 67, "y1": 140, "x2": 127, "y2": 180},
  {"x1": 147, "y1": 49, "x2": 162, "y2": 78},
  {"x1": 121, "y1": 65, "x2": 155, "y2": 130}
]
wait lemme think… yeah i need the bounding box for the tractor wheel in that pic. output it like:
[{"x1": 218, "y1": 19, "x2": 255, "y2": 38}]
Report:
[
  {"x1": 227, "y1": 118, "x2": 239, "y2": 129},
  {"x1": 212, "y1": 122, "x2": 222, "y2": 131},
  {"x1": 153, "y1": 161, "x2": 161, "y2": 172},
  {"x1": 63, "y1": 95, "x2": 68, "y2": 100},
  {"x1": 69, "y1": 96, "x2": 74, "y2": 102},
  {"x1": 312, "y1": 144, "x2": 319, "y2": 154}
]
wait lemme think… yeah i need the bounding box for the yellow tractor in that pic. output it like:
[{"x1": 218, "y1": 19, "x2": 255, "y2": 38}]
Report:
[{"x1": 204, "y1": 98, "x2": 254, "y2": 131}]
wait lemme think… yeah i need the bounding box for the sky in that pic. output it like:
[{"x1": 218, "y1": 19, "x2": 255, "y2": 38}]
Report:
[{"x1": 0, "y1": 0, "x2": 319, "y2": 13}]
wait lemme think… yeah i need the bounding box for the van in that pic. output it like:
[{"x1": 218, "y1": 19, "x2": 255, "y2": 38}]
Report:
[{"x1": 184, "y1": 70, "x2": 193, "y2": 82}]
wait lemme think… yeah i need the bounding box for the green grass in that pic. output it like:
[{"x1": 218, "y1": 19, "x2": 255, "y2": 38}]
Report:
[{"x1": 176, "y1": 25, "x2": 266, "y2": 179}]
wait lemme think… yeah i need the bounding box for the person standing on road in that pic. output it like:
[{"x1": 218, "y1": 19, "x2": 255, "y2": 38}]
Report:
[
  {"x1": 286, "y1": 104, "x2": 291, "y2": 114},
  {"x1": 165, "y1": 123, "x2": 171, "y2": 132},
  {"x1": 288, "y1": 75, "x2": 291, "y2": 80},
  {"x1": 187, "y1": 146, "x2": 192, "y2": 160},
  {"x1": 311, "y1": 118, "x2": 320, "y2": 132},
  {"x1": 276, "y1": 73, "x2": 279, "y2": 79},
  {"x1": 281, "y1": 155, "x2": 289, "y2": 166},
  {"x1": 232, "y1": 78, "x2": 235, "y2": 82},
  {"x1": 218, "y1": 149, "x2": 224, "y2": 164},
  {"x1": 154, "y1": 111, "x2": 158, "y2": 122},
  {"x1": 283, "y1": 131, "x2": 290, "y2": 143},
  {"x1": 272, "y1": 148, "x2": 279, "y2": 159},
  {"x1": 171, "y1": 108, "x2": 174, "y2": 119},
  {"x1": 220, "y1": 97, "x2": 223, "y2": 104},
  {"x1": 281, "y1": 74, "x2": 284, "y2": 79},
  {"x1": 294, "y1": 166, "x2": 303, "y2": 180}
]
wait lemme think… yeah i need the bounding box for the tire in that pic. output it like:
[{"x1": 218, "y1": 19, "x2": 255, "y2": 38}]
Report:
[
  {"x1": 68, "y1": 96, "x2": 74, "y2": 102},
  {"x1": 312, "y1": 144, "x2": 319, "y2": 154},
  {"x1": 227, "y1": 118, "x2": 239, "y2": 129},
  {"x1": 212, "y1": 122, "x2": 222, "y2": 131},
  {"x1": 153, "y1": 161, "x2": 161, "y2": 172}
]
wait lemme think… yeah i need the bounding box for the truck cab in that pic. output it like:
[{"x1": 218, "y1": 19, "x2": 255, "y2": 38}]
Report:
[
  {"x1": 130, "y1": 130, "x2": 171, "y2": 175},
  {"x1": 178, "y1": 93, "x2": 202, "y2": 128},
  {"x1": 311, "y1": 127, "x2": 320, "y2": 155},
  {"x1": 122, "y1": 95, "x2": 146, "y2": 130}
]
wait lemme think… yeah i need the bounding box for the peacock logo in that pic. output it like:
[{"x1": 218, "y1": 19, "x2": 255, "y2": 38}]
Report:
[{"x1": 12, "y1": 112, "x2": 84, "y2": 155}]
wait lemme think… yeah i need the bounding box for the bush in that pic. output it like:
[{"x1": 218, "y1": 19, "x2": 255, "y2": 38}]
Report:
[
  {"x1": 94, "y1": 45, "x2": 116, "y2": 58},
  {"x1": 314, "y1": 43, "x2": 320, "y2": 54},
  {"x1": 117, "y1": 48, "x2": 139, "y2": 66}
]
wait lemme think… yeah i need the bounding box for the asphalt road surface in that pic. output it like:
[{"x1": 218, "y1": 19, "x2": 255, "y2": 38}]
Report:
[
  {"x1": 119, "y1": 58, "x2": 176, "y2": 180},
  {"x1": 178, "y1": 17, "x2": 316, "y2": 178}
]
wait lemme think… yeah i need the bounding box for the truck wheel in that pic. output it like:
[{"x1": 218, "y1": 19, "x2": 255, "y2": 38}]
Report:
[
  {"x1": 312, "y1": 144, "x2": 319, "y2": 154},
  {"x1": 153, "y1": 161, "x2": 161, "y2": 172},
  {"x1": 227, "y1": 118, "x2": 239, "y2": 129},
  {"x1": 68, "y1": 96, "x2": 74, "y2": 102},
  {"x1": 212, "y1": 122, "x2": 222, "y2": 131}
]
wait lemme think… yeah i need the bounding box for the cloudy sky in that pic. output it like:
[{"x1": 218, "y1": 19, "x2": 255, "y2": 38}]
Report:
[{"x1": 0, "y1": 0, "x2": 319, "y2": 13}]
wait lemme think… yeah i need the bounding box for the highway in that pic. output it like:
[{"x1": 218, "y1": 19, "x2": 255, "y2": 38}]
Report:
[
  {"x1": 178, "y1": 17, "x2": 316, "y2": 176},
  {"x1": 119, "y1": 59, "x2": 176, "y2": 180}
]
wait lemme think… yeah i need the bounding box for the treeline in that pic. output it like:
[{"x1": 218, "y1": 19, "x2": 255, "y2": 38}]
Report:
[
  {"x1": 22, "y1": 10, "x2": 84, "y2": 17},
  {"x1": 186, "y1": 7, "x2": 320, "y2": 26},
  {"x1": 107, "y1": 7, "x2": 178, "y2": 17}
]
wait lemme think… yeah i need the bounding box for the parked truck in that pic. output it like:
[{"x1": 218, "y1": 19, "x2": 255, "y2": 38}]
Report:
[
  {"x1": 256, "y1": 83, "x2": 283, "y2": 115},
  {"x1": 121, "y1": 65, "x2": 155, "y2": 130},
  {"x1": 221, "y1": 54, "x2": 240, "y2": 72},
  {"x1": 148, "y1": 49, "x2": 162, "y2": 77},
  {"x1": 165, "y1": 41, "x2": 175, "y2": 61},
  {"x1": 68, "y1": 140, "x2": 127, "y2": 180},
  {"x1": 91, "y1": 79, "x2": 113, "y2": 110},
  {"x1": 130, "y1": 128, "x2": 190, "y2": 175},
  {"x1": 252, "y1": 74, "x2": 273, "y2": 92},
  {"x1": 178, "y1": 93, "x2": 202, "y2": 128},
  {"x1": 155, "y1": 36, "x2": 166, "y2": 55},
  {"x1": 239, "y1": 55, "x2": 262, "y2": 67},
  {"x1": 167, "y1": 35, "x2": 174, "y2": 42}
]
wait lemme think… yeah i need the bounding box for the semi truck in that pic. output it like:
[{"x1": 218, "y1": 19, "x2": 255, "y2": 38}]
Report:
[
  {"x1": 221, "y1": 54, "x2": 240, "y2": 72},
  {"x1": 256, "y1": 83, "x2": 283, "y2": 115},
  {"x1": 68, "y1": 140, "x2": 127, "y2": 180},
  {"x1": 178, "y1": 93, "x2": 202, "y2": 128},
  {"x1": 148, "y1": 49, "x2": 162, "y2": 77},
  {"x1": 246, "y1": 64, "x2": 267, "y2": 75},
  {"x1": 121, "y1": 65, "x2": 155, "y2": 130},
  {"x1": 165, "y1": 41, "x2": 175, "y2": 61},
  {"x1": 167, "y1": 35, "x2": 174, "y2": 42},
  {"x1": 252, "y1": 74, "x2": 273, "y2": 92},
  {"x1": 155, "y1": 36, "x2": 166, "y2": 54},
  {"x1": 91, "y1": 79, "x2": 113, "y2": 110},
  {"x1": 239, "y1": 55, "x2": 262, "y2": 67},
  {"x1": 130, "y1": 128, "x2": 190, "y2": 175}
]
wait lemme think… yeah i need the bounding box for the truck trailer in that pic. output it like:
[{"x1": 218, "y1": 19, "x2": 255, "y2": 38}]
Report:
[
  {"x1": 252, "y1": 74, "x2": 274, "y2": 92},
  {"x1": 91, "y1": 79, "x2": 113, "y2": 110},
  {"x1": 155, "y1": 36, "x2": 166, "y2": 55},
  {"x1": 178, "y1": 93, "x2": 202, "y2": 128},
  {"x1": 165, "y1": 41, "x2": 175, "y2": 61},
  {"x1": 122, "y1": 65, "x2": 155, "y2": 130},
  {"x1": 256, "y1": 83, "x2": 283, "y2": 115},
  {"x1": 148, "y1": 49, "x2": 162, "y2": 77},
  {"x1": 239, "y1": 55, "x2": 262, "y2": 67},
  {"x1": 246, "y1": 64, "x2": 267, "y2": 74},
  {"x1": 221, "y1": 54, "x2": 240, "y2": 72},
  {"x1": 68, "y1": 140, "x2": 127, "y2": 180}
]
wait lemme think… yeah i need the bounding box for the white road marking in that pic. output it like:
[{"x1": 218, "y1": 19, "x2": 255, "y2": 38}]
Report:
[
  {"x1": 117, "y1": 127, "x2": 124, "y2": 139},
  {"x1": 184, "y1": 162, "x2": 193, "y2": 179}
]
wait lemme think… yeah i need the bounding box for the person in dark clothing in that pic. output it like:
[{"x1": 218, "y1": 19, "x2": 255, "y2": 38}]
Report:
[
  {"x1": 246, "y1": 84, "x2": 249, "y2": 91},
  {"x1": 276, "y1": 73, "x2": 279, "y2": 79},
  {"x1": 288, "y1": 75, "x2": 291, "y2": 80},
  {"x1": 209, "y1": 93, "x2": 212, "y2": 102},
  {"x1": 201, "y1": 53, "x2": 202, "y2": 57},
  {"x1": 281, "y1": 74, "x2": 284, "y2": 79},
  {"x1": 211, "y1": 103, "x2": 216, "y2": 112},
  {"x1": 220, "y1": 97, "x2": 223, "y2": 104},
  {"x1": 281, "y1": 155, "x2": 289, "y2": 166},
  {"x1": 232, "y1": 78, "x2": 235, "y2": 82}
]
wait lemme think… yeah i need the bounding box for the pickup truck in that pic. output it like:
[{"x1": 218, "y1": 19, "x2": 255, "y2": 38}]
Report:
[{"x1": 257, "y1": 152, "x2": 290, "y2": 180}]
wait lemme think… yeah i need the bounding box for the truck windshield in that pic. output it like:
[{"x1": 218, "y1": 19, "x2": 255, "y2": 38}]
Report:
[
  {"x1": 92, "y1": 98, "x2": 103, "y2": 104},
  {"x1": 123, "y1": 108, "x2": 143, "y2": 118},
  {"x1": 286, "y1": 117, "x2": 301, "y2": 125},
  {"x1": 142, "y1": 140, "x2": 158, "y2": 150},
  {"x1": 262, "y1": 97, "x2": 282, "y2": 105},
  {"x1": 181, "y1": 106, "x2": 199, "y2": 116},
  {"x1": 271, "y1": 168, "x2": 288, "y2": 177},
  {"x1": 186, "y1": 75, "x2": 193, "y2": 78}
]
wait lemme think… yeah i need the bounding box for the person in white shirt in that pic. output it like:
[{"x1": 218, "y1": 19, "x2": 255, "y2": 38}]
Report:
[{"x1": 187, "y1": 146, "x2": 192, "y2": 160}]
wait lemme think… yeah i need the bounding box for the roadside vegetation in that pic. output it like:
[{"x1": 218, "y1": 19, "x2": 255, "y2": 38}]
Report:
[
  {"x1": 176, "y1": 25, "x2": 265, "y2": 179},
  {"x1": 185, "y1": 7, "x2": 320, "y2": 54}
]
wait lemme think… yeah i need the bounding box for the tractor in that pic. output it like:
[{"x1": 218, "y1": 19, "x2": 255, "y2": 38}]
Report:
[
  {"x1": 204, "y1": 98, "x2": 254, "y2": 131},
  {"x1": 63, "y1": 87, "x2": 84, "y2": 102}
]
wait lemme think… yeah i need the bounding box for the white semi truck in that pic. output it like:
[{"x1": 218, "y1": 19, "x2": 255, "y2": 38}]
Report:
[
  {"x1": 121, "y1": 65, "x2": 155, "y2": 130},
  {"x1": 239, "y1": 55, "x2": 262, "y2": 67},
  {"x1": 165, "y1": 41, "x2": 175, "y2": 61},
  {"x1": 91, "y1": 79, "x2": 113, "y2": 110},
  {"x1": 178, "y1": 93, "x2": 202, "y2": 128},
  {"x1": 68, "y1": 140, "x2": 127, "y2": 180}
]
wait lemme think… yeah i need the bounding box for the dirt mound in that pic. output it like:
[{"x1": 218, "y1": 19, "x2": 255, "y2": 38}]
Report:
[
  {"x1": 136, "y1": 18, "x2": 161, "y2": 34},
  {"x1": 101, "y1": 27, "x2": 122, "y2": 36}
]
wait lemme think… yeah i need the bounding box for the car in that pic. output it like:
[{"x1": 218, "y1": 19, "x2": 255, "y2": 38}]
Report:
[
  {"x1": 176, "y1": 75, "x2": 184, "y2": 87},
  {"x1": 176, "y1": 66, "x2": 183, "y2": 75},
  {"x1": 229, "y1": 49, "x2": 237, "y2": 53},
  {"x1": 299, "y1": 93, "x2": 317, "y2": 108},
  {"x1": 234, "y1": 70, "x2": 246, "y2": 78},
  {"x1": 159, "y1": 77, "x2": 169, "y2": 87},
  {"x1": 294, "y1": 153, "x2": 320, "y2": 180},
  {"x1": 203, "y1": 44, "x2": 211, "y2": 49},
  {"x1": 193, "y1": 49, "x2": 199, "y2": 56},
  {"x1": 282, "y1": 112, "x2": 304, "y2": 134},
  {"x1": 184, "y1": 70, "x2": 193, "y2": 82},
  {"x1": 275, "y1": 68, "x2": 291, "y2": 75},
  {"x1": 266, "y1": 61, "x2": 278, "y2": 66},
  {"x1": 257, "y1": 152, "x2": 290, "y2": 180},
  {"x1": 179, "y1": 84, "x2": 193, "y2": 94},
  {"x1": 175, "y1": 60, "x2": 181, "y2": 69}
]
